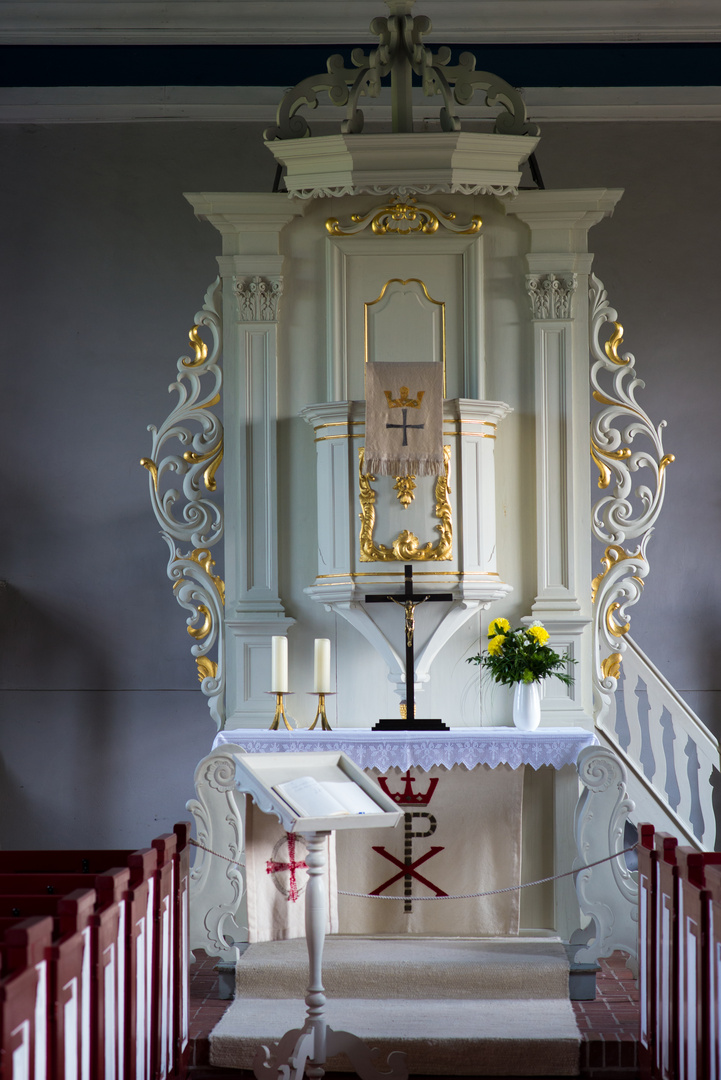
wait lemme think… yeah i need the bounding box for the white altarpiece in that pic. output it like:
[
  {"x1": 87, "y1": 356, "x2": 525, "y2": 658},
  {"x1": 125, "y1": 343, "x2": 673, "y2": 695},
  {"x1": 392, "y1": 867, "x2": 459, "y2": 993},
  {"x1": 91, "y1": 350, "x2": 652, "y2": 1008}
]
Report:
[
  {"x1": 177, "y1": 124, "x2": 623, "y2": 948},
  {"x1": 182, "y1": 182, "x2": 619, "y2": 733}
]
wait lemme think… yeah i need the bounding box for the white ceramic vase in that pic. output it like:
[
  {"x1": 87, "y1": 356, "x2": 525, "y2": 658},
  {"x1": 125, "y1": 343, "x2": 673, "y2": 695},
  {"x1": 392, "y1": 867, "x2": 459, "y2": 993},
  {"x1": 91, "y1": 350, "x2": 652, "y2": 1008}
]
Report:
[{"x1": 512, "y1": 681, "x2": 541, "y2": 731}]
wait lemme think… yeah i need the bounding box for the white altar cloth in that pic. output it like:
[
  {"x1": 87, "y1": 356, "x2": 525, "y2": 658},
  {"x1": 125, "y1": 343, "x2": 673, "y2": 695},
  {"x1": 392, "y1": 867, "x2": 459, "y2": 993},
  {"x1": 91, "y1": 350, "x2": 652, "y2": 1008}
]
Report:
[
  {"x1": 213, "y1": 727, "x2": 597, "y2": 940},
  {"x1": 213, "y1": 727, "x2": 597, "y2": 772}
]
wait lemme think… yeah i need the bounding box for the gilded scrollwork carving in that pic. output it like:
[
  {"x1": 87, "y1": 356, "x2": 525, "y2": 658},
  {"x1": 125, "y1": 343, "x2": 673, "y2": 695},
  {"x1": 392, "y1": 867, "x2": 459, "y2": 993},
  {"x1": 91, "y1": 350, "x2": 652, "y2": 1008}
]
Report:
[
  {"x1": 589, "y1": 274, "x2": 674, "y2": 724},
  {"x1": 526, "y1": 273, "x2": 577, "y2": 319},
  {"x1": 359, "y1": 446, "x2": 452, "y2": 561},
  {"x1": 326, "y1": 197, "x2": 482, "y2": 237},
  {"x1": 141, "y1": 278, "x2": 223, "y2": 548},
  {"x1": 141, "y1": 278, "x2": 226, "y2": 728}
]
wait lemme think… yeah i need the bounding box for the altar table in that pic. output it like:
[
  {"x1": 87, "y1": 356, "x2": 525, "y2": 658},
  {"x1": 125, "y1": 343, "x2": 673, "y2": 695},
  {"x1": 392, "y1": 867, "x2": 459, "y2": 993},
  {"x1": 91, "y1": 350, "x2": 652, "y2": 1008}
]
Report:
[{"x1": 211, "y1": 727, "x2": 596, "y2": 942}]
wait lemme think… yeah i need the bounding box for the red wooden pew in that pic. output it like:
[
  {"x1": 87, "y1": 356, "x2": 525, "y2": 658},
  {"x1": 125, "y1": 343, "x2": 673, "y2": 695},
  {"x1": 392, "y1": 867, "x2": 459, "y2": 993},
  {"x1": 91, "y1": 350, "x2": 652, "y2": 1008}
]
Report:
[
  {"x1": 638, "y1": 823, "x2": 657, "y2": 1080},
  {"x1": 0, "y1": 917, "x2": 53, "y2": 1080},
  {"x1": 0, "y1": 823, "x2": 191, "y2": 1080}
]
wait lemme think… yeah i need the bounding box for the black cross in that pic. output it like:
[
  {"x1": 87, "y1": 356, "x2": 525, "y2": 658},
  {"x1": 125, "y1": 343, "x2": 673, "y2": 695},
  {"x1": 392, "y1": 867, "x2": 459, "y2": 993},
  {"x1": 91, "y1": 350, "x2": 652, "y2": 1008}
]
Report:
[
  {"x1": 366, "y1": 564, "x2": 453, "y2": 731},
  {"x1": 386, "y1": 408, "x2": 424, "y2": 447}
]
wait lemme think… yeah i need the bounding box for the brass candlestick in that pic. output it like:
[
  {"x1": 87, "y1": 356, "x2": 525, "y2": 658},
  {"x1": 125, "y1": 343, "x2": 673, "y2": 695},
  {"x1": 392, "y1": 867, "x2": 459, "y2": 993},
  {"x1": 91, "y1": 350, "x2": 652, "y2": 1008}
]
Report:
[
  {"x1": 308, "y1": 692, "x2": 334, "y2": 731},
  {"x1": 267, "y1": 691, "x2": 294, "y2": 731}
]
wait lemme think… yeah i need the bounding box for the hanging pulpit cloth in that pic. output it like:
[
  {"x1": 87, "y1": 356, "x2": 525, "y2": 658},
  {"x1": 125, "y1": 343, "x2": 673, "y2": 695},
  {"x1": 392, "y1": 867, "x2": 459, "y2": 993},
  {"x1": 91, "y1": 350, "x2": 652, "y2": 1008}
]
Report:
[
  {"x1": 336, "y1": 764, "x2": 524, "y2": 936},
  {"x1": 245, "y1": 801, "x2": 339, "y2": 942},
  {"x1": 364, "y1": 360, "x2": 444, "y2": 476}
]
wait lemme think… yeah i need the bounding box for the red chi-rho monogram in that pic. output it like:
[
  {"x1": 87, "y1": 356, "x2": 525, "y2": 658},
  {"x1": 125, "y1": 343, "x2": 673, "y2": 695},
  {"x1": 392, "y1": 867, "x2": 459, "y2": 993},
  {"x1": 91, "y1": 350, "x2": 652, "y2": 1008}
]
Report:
[{"x1": 373, "y1": 769, "x2": 446, "y2": 913}]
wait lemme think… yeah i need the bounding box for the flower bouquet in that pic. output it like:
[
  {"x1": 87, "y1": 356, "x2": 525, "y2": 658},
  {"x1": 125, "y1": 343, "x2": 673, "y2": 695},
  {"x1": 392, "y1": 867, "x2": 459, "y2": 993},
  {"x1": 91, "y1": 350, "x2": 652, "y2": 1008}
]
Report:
[{"x1": 467, "y1": 618, "x2": 574, "y2": 729}]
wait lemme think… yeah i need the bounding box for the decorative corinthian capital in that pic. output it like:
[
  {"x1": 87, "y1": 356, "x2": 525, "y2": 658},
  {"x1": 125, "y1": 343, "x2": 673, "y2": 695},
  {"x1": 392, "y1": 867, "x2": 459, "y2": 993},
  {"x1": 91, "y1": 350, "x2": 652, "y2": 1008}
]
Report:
[
  {"x1": 233, "y1": 275, "x2": 283, "y2": 322},
  {"x1": 526, "y1": 273, "x2": 577, "y2": 320}
]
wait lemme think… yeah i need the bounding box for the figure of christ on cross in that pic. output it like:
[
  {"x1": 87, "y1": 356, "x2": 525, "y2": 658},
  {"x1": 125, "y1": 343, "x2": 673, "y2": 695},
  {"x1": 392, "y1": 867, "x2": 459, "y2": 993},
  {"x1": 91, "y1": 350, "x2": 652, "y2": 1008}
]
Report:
[{"x1": 365, "y1": 564, "x2": 454, "y2": 731}]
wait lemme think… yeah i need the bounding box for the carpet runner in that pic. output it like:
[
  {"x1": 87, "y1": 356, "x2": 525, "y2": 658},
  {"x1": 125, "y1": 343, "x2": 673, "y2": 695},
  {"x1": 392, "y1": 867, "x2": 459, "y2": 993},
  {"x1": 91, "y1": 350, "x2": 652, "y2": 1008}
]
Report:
[{"x1": 210, "y1": 936, "x2": 581, "y2": 1076}]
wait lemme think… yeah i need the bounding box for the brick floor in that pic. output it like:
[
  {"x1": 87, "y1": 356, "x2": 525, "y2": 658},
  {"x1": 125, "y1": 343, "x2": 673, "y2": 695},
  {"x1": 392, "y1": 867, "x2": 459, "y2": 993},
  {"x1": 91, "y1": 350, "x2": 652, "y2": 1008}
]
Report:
[
  {"x1": 573, "y1": 952, "x2": 639, "y2": 1080},
  {"x1": 187, "y1": 949, "x2": 640, "y2": 1079}
]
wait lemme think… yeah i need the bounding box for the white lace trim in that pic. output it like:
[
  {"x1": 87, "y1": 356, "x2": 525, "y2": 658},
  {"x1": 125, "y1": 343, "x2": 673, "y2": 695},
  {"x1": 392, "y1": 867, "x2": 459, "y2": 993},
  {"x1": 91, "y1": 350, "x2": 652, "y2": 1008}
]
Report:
[{"x1": 213, "y1": 727, "x2": 598, "y2": 772}]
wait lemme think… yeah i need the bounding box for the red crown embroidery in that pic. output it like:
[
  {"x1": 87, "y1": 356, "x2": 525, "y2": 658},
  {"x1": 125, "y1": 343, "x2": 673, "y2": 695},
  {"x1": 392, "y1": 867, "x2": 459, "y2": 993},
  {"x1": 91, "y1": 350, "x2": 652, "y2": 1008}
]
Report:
[{"x1": 378, "y1": 769, "x2": 438, "y2": 805}]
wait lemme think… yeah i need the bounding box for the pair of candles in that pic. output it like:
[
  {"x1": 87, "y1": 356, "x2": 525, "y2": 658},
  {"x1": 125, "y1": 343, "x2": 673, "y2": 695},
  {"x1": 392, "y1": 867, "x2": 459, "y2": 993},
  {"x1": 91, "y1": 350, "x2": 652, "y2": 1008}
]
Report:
[{"x1": 271, "y1": 636, "x2": 331, "y2": 693}]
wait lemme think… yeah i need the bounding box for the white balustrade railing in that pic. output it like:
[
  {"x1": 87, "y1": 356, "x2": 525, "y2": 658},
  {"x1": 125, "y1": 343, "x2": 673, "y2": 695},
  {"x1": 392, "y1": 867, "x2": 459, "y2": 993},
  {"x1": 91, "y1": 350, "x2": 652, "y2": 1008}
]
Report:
[{"x1": 596, "y1": 634, "x2": 718, "y2": 850}]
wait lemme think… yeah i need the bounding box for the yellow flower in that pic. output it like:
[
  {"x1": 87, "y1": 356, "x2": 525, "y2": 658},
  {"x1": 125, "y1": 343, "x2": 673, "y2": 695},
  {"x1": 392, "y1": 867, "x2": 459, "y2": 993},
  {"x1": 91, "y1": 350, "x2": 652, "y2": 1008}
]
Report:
[
  {"x1": 527, "y1": 624, "x2": 550, "y2": 646},
  {"x1": 487, "y1": 634, "x2": 506, "y2": 656},
  {"x1": 488, "y1": 617, "x2": 510, "y2": 637}
]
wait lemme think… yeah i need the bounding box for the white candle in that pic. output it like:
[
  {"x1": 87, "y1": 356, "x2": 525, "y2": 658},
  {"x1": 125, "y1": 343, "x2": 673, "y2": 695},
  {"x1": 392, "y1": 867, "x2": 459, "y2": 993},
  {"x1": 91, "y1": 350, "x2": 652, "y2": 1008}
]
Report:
[
  {"x1": 271, "y1": 636, "x2": 288, "y2": 693},
  {"x1": 314, "y1": 638, "x2": 331, "y2": 693}
]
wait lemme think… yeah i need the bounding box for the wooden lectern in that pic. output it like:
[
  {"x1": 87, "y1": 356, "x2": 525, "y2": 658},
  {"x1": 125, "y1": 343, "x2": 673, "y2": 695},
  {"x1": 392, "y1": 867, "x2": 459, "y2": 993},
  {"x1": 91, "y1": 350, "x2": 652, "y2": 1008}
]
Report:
[{"x1": 231, "y1": 750, "x2": 407, "y2": 1080}]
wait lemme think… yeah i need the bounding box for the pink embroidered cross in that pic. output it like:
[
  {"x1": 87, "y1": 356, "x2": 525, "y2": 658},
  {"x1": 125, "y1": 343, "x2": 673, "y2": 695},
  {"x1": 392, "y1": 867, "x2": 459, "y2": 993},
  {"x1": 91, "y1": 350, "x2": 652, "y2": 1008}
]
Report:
[{"x1": 266, "y1": 832, "x2": 308, "y2": 902}]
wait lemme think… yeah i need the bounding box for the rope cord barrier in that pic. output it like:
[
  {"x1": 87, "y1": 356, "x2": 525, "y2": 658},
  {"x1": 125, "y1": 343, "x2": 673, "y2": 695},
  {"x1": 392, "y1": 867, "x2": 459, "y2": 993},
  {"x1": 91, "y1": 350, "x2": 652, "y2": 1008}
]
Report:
[
  {"x1": 189, "y1": 837, "x2": 637, "y2": 901},
  {"x1": 190, "y1": 837, "x2": 245, "y2": 869},
  {"x1": 338, "y1": 845, "x2": 637, "y2": 900}
]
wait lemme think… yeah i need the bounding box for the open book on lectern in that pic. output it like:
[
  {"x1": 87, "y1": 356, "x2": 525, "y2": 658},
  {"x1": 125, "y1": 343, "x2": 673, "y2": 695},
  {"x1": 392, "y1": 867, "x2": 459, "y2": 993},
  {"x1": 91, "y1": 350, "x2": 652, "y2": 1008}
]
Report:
[
  {"x1": 228, "y1": 748, "x2": 402, "y2": 833},
  {"x1": 273, "y1": 775, "x2": 381, "y2": 817}
]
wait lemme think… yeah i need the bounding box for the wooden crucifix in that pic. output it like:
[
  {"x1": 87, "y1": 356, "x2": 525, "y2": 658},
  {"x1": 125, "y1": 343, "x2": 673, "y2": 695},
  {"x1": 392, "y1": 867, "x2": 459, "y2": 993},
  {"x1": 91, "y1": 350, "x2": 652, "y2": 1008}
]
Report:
[{"x1": 365, "y1": 564, "x2": 454, "y2": 731}]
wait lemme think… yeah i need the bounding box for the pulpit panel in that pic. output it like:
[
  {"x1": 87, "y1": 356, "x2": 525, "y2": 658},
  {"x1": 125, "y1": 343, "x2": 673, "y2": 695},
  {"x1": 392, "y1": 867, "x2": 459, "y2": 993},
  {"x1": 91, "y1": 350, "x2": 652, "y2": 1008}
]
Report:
[{"x1": 327, "y1": 230, "x2": 483, "y2": 402}]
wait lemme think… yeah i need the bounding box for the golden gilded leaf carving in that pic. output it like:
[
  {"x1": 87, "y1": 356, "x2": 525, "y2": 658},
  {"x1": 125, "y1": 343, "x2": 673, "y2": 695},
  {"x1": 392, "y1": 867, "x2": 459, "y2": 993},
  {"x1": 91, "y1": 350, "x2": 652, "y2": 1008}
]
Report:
[
  {"x1": 196, "y1": 657, "x2": 218, "y2": 683},
  {"x1": 600, "y1": 653, "x2": 623, "y2": 680},
  {"x1": 358, "y1": 446, "x2": 452, "y2": 562}
]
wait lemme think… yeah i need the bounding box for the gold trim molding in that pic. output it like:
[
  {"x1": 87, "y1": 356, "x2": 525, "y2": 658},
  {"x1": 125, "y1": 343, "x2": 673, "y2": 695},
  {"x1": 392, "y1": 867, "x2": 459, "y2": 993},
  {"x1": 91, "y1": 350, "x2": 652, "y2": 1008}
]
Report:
[{"x1": 358, "y1": 446, "x2": 452, "y2": 562}]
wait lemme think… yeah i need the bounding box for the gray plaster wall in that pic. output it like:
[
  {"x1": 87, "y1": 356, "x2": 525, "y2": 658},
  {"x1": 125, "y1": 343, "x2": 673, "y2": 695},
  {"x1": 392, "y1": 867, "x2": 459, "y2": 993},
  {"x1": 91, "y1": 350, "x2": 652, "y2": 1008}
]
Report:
[{"x1": 0, "y1": 119, "x2": 717, "y2": 849}]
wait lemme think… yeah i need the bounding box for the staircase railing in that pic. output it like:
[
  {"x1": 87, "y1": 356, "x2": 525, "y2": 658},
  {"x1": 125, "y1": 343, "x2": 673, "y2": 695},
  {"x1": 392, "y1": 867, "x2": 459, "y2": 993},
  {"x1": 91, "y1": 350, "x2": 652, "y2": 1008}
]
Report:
[
  {"x1": 588, "y1": 274, "x2": 719, "y2": 852},
  {"x1": 596, "y1": 634, "x2": 718, "y2": 850}
]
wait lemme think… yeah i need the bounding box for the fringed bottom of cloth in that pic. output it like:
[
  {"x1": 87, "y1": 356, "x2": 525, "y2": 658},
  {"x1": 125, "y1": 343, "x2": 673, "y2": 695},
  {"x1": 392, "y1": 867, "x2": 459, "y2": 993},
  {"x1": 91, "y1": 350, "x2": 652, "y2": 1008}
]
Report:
[{"x1": 363, "y1": 455, "x2": 445, "y2": 477}]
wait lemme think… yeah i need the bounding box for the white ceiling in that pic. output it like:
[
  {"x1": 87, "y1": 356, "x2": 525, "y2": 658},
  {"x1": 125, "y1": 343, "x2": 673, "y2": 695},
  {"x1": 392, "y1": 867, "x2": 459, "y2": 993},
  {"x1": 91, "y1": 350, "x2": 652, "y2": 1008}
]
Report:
[{"x1": 2, "y1": 0, "x2": 721, "y2": 44}]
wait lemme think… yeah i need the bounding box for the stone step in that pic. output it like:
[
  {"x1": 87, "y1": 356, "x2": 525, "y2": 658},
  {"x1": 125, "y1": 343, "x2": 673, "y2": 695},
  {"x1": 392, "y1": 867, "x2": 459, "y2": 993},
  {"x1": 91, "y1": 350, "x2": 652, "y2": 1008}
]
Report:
[
  {"x1": 210, "y1": 996, "x2": 581, "y2": 1076},
  {"x1": 235, "y1": 935, "x2": 570, "y2": 1001}
]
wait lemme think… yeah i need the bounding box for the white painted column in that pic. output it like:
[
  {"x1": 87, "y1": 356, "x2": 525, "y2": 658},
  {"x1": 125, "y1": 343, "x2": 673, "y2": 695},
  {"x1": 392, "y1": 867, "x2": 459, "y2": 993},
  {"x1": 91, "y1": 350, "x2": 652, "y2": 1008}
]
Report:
[
  {"x1": 506, "y1": 189, "x2": 623, "y2": 940},
  {"x1": 505, "y1": 189, "x2": 622, "y2": 728},
  {"x1": 185, "y1": 193, "x2": 304, "y2": 725}
]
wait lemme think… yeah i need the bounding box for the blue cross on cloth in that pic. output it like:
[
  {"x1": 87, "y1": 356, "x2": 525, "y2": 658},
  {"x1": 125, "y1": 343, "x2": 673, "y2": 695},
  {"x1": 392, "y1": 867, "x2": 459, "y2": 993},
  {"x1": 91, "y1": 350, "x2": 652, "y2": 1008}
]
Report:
[{"x1": 364, "y1": 360, "x2": 444, "y2": 477}]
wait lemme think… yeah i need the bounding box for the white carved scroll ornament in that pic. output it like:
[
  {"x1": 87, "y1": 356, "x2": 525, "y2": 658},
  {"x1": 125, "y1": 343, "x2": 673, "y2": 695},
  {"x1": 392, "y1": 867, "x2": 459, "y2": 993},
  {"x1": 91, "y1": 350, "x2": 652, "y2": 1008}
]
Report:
[
  {"x1": 570, "y1": 746, "x2": 638, "y2": 976},
  {"x1": 141, "y1": 278, "x2": 226, "y2": 728},
  {"x1": 589, "y1": 274, "x2": 674, "y2": 729},
  {"x1": 295, "y1": 182, "x2": 516, "y2": 199},
  {"x1": 186, "y1": 746, "x2": 246, "y2": 962}
]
